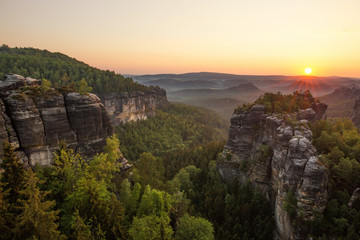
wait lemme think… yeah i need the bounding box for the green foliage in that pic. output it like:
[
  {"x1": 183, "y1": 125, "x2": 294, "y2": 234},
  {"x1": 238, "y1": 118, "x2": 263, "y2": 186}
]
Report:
[
  {"x1": 0, "y1": 92, "x2": 277, "y2": 240},
  {"x1": 40, "y1": 78, "x2": 52, "y2": 92},
  {"x1": 175, "y1": 214, "x2": 214, "y2": 240},
  {"x1": 116, "y1": 103, "x2": 228, "y2": 161},
  {"x1": 135, "y1": 153, "x2": 165, "y2": 189},
  {"x1": 0, "y1": 45, "x2": 148, "y2": 94},
  {"x1": 14, "y1": 170, "x2": 65, "y2": 240},
  {"x1": 77, "y1": 78, "x2": 92, "y2": 95},
  {"x1": 71, "y1": 210, "x2": 93, "y2": 240},
  {"x1": 308, "y1": 118, "x2": 360, "y2": 239},
  {"x1": 162, "y1": 141, "x2": 225, "y2": 180},
  {"x1": 128, "y1": 185, "x2": 175, "y2": 240},
  {"x1": 0, "y1": 141, "x2": 26, "y2": 204},
  {"x1": 164, "y1": 145, "x2": 275, "y2": 240},
  {"x1": 311, "y1": 119, "x2": 360, "y2": 193},
  {"x1": 129, "y1": 214, "x2": 173, "y2": 240},
  {"x1": 89, "y1": 135, "x2": 122, "y2": 184},
  {"x1": 137, "y1": 186, "x2": 171, "y2": 217},
  {"x1": 236, "y1": 90, "x2": 318, "y2": 114},
  {"x1": 35, "y1": 138, "x2": 127, "y2": 239},
  {"x1": 167, "y1": 166, "x2": 201, "y2": 195},
  {"x1": 0, "y1": 141, "x2": 26, "y2": 239}
]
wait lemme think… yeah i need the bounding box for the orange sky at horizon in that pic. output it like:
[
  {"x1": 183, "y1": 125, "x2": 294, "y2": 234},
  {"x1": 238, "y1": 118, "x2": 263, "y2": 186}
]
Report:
[{"x1": 1, "y1": 0, "x2": 360, "y2": 78}]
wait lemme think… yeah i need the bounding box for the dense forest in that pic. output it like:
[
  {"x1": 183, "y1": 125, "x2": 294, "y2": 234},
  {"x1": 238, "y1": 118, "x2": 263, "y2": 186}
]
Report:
[
  {"x1": 0, "y1": 100, "x2": 275, "y2": 240},
  {"x1": 307, "y1": 119, "x2": 360, "y2": 239},
  {"x1": 0, "y1": 45, "x2": 148, "y2": 94},
  {"x1": 116, "y1": 103, "x2": 228, "y2": 161}
]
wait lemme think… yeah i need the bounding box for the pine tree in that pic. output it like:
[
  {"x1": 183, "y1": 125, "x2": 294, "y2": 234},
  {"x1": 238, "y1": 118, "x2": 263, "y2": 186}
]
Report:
[
  {"x1": 0, "y1": 182, "x2": 12, "y2": 240},
  {"x1": 0, "y1": 141, "x2": 26, "y2": 239},
  {"x1": 71, "y1": 210, "x2": 93, "y2": 240},
  {"x1": 13, "y1": 170, "x2": 65, "y2": 240},
  {"x1": 1, "y1": 141, "x2": 25, "y2": 204}
]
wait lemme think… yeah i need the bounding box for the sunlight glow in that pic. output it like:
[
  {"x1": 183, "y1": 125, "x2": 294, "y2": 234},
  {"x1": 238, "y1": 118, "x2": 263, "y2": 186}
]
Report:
[{"x1": 305, "y1": 68, "x2": 312, "y2": 75}]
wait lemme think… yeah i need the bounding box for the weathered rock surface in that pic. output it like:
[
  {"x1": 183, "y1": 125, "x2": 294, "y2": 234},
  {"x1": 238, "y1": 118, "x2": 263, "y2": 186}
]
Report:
[
  {"x1": 348, "y1": 188, "x2": 360, "y2": 209},
  {"x1": 310, "y1": 102, "x2": 327, "y2": 120},
  {"x1": 0, "y1": 74, "x2": 26, "y2": 92},
  {"x1": 351, "y1": 98, "x2": 360, "y2": 128},
  {"x1": 103, "y1": 87, "x2": 168, "y2": 125},
  {"x1": 218, "y1": 103, "x2": 328, "y2": 240},
  {"x1": 0, "y1": 74, "x2": 114, "y2": 166}
]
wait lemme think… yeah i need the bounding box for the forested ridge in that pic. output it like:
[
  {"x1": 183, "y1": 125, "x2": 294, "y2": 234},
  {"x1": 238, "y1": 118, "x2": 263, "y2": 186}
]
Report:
[{"x1": 0, "y1": 45, "x2": 148, "y2": 94}]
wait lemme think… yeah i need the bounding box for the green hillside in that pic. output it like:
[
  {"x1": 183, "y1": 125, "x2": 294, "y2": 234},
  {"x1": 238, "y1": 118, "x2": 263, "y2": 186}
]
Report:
[{"x1": 0, "y1": 45, "x2": 148, "y2": 94}]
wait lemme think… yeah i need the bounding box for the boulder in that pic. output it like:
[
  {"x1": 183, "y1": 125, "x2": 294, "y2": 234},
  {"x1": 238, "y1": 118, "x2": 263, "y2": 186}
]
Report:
[{"x1": 0, "y1": 74, "x2": 27, "y2": 92}]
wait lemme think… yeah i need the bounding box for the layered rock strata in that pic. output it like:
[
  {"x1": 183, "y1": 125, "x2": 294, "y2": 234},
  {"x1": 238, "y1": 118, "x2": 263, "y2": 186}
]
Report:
[
  {"x1": 218, "y1": 104, "x2": 328, "y2": 240},
  {"x1": 0, "y1": 74, "x2": 113, "y2": 166},
  {"x1": 103, "y1": 87, "x2": 168, "y2": 125}
]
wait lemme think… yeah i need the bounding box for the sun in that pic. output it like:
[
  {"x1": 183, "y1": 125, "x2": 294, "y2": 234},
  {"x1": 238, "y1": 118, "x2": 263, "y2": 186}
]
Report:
[{"x1": 305, "y1": 68, "x2": 312, "y2": 74}]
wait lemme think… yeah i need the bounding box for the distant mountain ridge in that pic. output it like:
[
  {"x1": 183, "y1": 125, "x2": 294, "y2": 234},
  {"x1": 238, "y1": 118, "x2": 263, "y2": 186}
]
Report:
[
  {"x1": 134, "y1": 72, "x2": 359, "y2": 119},
  {"x1": 319, "y1": 84, "x2": 360, "y2": 117},
  {"x1": 169, "y1": 82, "x2": 262, "y2": 101},
  {"x1": 134, "y1": 72, "x2": 359, "y2": 96}
]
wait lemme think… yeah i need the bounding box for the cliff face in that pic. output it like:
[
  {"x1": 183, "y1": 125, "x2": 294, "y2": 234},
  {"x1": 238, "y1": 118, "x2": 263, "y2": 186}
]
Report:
[
  {"x1": 351, "y1": 98, "x2": 360, "y2": 128},
  {"x1": 218, "y1": 103, "x2": 328, "y2": 240},
  {"x1": 0, "y1": 74, "x2": 113, "y2": 166},
  {"x1": 102, "y1": 87, "x2": 168, "y2": 125}
]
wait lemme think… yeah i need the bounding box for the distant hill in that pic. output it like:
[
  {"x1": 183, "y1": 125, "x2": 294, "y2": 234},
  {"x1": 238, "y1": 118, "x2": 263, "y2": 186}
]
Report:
[
  {"x1": 142, "y1": 79, "x2": 221, "y2": 91},
  {"x1": 134, "y1": 72, "x2": 358, "y2": 93},
  {"x1": 168, "y1": 83, "x2": 262, "y2": 119},
  {"x1": 194, "y1": 98, "x2": 244, "y2": 120},
  {"x1": 135, "y1": 72, "x2": 360, "y2": 120},
  {"x1": 319, "y1": 85, "x2": 360, "y2": 117},
  {"x1": 0, "y1": 45, "x2": 148, "y2": 95},
  {"x1": 169, "y1": 83, "x2": 262, "y2": 101},
  {"x1": 134, "y1": 72, "x2": 287, "y2": 82}
]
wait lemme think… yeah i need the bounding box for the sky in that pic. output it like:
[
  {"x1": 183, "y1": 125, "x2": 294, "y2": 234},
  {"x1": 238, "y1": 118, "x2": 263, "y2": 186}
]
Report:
[{"x1": 1, "y1": 0, "x2": 360, "y2": 77}]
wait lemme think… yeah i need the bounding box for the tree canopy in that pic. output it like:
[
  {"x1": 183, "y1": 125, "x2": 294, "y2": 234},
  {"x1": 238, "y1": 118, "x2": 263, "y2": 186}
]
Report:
[{"x1": 0, "y1": 45, "x2": 148, "y2": 95}]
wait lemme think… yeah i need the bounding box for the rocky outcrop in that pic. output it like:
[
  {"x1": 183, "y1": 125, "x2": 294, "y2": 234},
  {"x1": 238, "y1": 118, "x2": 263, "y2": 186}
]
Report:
[
  {"x1": 103, "y1": 87, "x2": 168, "y2": 125},
  {"x1": 348, "y1": 188, "x2": 360, "y2": 209},
  {"x1": 0, "y1": 74, "x2": 113, "y2": 166},
  {"x1": 218, "y1": 103, "x2": 328, "y2": 240},
  {"x1": 351, "y1": 98, "x2": 360, "y2": 128}
]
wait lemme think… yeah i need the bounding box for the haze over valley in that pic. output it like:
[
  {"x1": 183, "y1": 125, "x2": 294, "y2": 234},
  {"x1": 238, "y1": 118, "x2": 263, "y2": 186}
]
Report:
[
  {"x1": 1, "y1": 0, "x2": 360, "y2": 239},
  {"x1": 134, "y1": 72, "x2": 360, "y2": 119}
]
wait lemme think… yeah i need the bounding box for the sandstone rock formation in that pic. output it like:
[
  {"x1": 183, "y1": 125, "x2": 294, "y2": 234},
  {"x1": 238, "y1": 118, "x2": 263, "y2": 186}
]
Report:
[
  {"x1": 102, "y1": 87, "x2": 168, "y2": 125},
  {"x1": 0, "y1": 74, "x2": 113, "y2": 166},
  {"x1": 218, "y1": 103, "x2": 328, "y2": 240},
  {"x1": 351, "y1": 97, "x2": 360, "y2": 128},
  {"x1": 348, "y1": 188, "x2": 360, "y2": 209}
]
